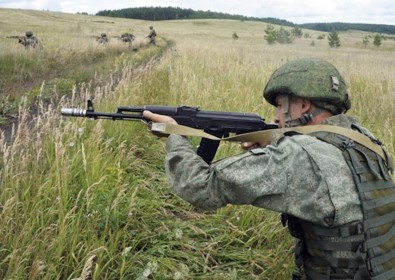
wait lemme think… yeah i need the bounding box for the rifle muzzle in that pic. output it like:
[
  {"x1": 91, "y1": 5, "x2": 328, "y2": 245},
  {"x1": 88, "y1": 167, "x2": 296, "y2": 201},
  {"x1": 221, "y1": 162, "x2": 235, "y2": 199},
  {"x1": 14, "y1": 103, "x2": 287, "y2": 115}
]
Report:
[{"x1": 61, "y1": 108, "x2": 86, "y2": 117}]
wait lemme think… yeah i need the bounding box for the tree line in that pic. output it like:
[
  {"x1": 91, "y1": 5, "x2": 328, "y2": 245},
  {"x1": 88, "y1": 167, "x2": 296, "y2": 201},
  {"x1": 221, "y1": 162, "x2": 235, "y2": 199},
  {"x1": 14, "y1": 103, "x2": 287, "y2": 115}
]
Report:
[
  {"x1": 96, "y1": 7, "x2": 395, "y2": 35},
  {"x1": 96, "y1": 6, "x2": 294, "y2": 26},
  {"x1": 300, "y1": 22, "x2": 395, "y2": 35}
]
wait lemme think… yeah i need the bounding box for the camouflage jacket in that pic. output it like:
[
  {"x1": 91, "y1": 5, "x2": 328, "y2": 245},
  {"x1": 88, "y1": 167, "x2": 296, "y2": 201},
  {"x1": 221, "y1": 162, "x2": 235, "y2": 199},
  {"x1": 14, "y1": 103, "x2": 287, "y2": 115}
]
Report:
[
  {"x1": 165, "y1": 114, "x2": 369, "y2": 227},
  {"x1": 148, "y1": 29, "x2": 156, "y2": 38},
  {"x1": 20, "y1": 36, "x2": 40, "y2": 48}
]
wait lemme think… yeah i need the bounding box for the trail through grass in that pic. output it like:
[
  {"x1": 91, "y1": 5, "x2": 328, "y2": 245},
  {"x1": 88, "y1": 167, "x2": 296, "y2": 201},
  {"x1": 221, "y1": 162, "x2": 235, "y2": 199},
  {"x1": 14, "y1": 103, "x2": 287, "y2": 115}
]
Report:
[{"x1": 0, "y1": 9, "x2": 394, "y2": 279}]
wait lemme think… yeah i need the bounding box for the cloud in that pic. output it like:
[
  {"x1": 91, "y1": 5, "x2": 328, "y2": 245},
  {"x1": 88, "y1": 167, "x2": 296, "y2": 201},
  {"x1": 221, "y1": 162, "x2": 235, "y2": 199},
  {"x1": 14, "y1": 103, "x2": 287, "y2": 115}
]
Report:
[
  {"x1": 248, "y1": 0, "x2": 395, "y2": 24},
  {"x1": 1, "y1": 0, "x2": 62, "y2": 12},
  {"x1": 0, "y1": 0, "x2": 394, "y2": 24}
]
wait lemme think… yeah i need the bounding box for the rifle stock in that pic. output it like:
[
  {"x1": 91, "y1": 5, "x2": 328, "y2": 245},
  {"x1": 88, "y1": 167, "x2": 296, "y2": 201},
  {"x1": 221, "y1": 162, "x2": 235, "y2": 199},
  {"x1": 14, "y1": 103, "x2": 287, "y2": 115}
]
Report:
[{"x1": 61, "y1": 100, "x2": 277, "y2": 163}]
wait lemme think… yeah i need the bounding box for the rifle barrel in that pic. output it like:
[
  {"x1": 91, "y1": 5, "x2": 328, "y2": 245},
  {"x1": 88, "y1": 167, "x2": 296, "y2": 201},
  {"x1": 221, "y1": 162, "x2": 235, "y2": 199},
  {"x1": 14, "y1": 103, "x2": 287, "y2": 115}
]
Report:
[{"x1": 61, "y1": 108, "x2": 142, "y2": 120}]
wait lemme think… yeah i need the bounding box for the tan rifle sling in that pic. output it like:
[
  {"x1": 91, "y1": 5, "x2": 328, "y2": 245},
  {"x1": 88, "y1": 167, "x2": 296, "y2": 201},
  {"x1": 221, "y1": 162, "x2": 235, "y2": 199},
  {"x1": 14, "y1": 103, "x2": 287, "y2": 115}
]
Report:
[{"x1": 149, "y1": 123, "x2": 388, "y2": 162}]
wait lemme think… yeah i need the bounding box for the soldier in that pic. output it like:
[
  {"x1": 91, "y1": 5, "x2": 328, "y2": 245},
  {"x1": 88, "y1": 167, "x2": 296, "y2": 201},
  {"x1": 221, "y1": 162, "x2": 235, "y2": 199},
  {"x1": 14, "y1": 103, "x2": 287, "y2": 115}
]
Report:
[
  {"x1": 23, "y1": 31, "x2": 41, "y2": 49},
  {"x1": 97, "y1": 33, "x2": 108, "y2": 44},
  {"x1": 143, "y1": 58, "x2": 395, "y2": 279},
  {"x1": 7, "y1": 31, "x2": 41, "y2": 49},
  {"x1": 120, "y1": 32, "x2": 135, "y2": 43},
  {"x1": 146, "y1": 26, "x2": 156, "y2": 45}
]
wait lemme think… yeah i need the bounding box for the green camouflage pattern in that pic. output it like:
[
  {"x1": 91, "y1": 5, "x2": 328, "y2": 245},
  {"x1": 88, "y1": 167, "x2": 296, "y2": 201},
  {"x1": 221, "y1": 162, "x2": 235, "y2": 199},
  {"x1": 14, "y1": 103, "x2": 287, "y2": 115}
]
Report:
[
  {"x1": 120, "y1": 33, "x2": 135, "y2": 43},
  {"x1": 164, "y1": 114, "x2": 367, "y2": 227},
  {"x1": 148, "y1": 27, "x2": 156, "y2": 45},
  {"x1": 96, "y1": 33, "x2": 108, "y2": 44},
  {"x1": 17, "y1": 35, "x2": 41, "y2": 49},
  {"x1": 263, "y1": 58, "x2": 351, "y2": 114}
]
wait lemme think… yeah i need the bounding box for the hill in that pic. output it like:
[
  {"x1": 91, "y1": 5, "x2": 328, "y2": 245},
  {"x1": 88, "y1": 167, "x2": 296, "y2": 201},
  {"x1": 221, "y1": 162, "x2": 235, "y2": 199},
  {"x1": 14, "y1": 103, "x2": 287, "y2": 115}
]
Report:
[
  {"x1": 96, "y1": 6, "x2": 294, "y2": 27},
  {"x1": 0, "y1": 8, "x2": 394, "y2": 279},
  {"x1": 96, "y1": 6, "x2": 395, "y2": 35}
]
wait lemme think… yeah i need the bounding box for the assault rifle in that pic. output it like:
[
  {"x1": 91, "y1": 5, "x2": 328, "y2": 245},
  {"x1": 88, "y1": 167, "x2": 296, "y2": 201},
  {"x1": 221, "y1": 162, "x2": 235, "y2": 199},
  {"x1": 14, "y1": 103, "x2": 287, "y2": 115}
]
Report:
[
  {"x1": 118, "y1": 34, "x2": 135, "y2": 43},
  {"x1": 61, "y1": 100, "x2": 277, "y2": 163},
  {"x1": 6, "y1": 35, "x2": 23, "y2": 41}
]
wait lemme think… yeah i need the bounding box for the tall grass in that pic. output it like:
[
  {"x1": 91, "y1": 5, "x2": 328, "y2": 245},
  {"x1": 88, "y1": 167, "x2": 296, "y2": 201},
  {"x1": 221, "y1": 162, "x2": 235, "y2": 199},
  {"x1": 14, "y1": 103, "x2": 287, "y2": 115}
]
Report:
[
  {"x1": 0, "y1": 9, "x2": 394, "y2": 279},
  {"x1": 0, "y1": 8, "x2": 160, "y2": 118}
]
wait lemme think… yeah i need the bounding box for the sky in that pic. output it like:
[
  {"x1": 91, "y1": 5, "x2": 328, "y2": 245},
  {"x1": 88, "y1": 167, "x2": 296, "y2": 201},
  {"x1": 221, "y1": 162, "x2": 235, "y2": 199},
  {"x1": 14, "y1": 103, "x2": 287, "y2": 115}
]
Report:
[{"x1": 1, "y1": 0, "x2": 395, "y2": 25}]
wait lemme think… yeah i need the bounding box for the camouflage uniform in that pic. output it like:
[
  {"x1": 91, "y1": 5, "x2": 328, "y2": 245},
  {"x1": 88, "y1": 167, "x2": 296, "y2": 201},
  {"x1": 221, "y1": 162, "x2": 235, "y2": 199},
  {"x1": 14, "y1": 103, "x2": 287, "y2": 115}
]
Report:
[
  {"x1": 120, "y1": 33, "x2": 135, "y2": 43},
  {"x1": 161, "y1": 58, "x2": 395, "y2": 279},
  {"x1": 21, "y1": 31, "x2": 40, "y2": 49},
  {"x1": 98, "y1": 33, "x2": 108, "y2": 44},
  {"x1": 147, "y1": 26, "x2": 156, "y2": 45},
  {"x1": 165, "y1": 113, "x2": 363, "y2": 224}
]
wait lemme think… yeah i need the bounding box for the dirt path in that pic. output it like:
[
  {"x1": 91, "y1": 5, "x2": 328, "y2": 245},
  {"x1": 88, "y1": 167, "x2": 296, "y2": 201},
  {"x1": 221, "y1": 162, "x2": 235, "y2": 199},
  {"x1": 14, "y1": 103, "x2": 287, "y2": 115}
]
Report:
[{"x1": 0, "y1": 44, "x2": 172, "y2": 145}]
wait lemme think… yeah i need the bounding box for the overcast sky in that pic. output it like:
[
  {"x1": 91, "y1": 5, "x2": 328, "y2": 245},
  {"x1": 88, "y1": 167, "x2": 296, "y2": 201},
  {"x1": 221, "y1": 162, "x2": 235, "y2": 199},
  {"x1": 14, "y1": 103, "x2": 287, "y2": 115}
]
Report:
[{"x1": 1, "y1": 0, "x2": 395, "y2": 25}]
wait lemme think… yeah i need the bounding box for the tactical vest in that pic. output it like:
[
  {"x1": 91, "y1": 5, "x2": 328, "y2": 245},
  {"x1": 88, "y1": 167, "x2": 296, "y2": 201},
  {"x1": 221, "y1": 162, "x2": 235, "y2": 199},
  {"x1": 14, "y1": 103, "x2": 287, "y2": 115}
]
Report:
[{"x1": 282, "y1": 127, "x2": 395, "y2": 280}]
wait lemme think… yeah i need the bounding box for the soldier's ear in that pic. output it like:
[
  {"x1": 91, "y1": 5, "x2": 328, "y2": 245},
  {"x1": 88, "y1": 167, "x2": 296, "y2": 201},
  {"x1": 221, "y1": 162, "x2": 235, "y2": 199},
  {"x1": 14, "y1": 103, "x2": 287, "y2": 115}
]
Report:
[{"x1": 301, "y1": 99, "x2": 312, "y2": 113}]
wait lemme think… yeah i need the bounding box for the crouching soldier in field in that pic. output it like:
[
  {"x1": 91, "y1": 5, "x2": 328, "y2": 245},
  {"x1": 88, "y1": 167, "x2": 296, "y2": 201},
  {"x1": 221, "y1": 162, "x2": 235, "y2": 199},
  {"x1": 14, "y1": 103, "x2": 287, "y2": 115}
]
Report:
[
  {"x1": 143, "y1": 58, "x2": 395, "y2": 279},
  {"x1": 97, "y1": 33, "x2": 108, "y2": 44},
  {"x1": 120, "y1": 33, "x2": 135, "y2": 44},
  {"x1": 7, "y1": 31, "x2": 41, "y2": 49}
]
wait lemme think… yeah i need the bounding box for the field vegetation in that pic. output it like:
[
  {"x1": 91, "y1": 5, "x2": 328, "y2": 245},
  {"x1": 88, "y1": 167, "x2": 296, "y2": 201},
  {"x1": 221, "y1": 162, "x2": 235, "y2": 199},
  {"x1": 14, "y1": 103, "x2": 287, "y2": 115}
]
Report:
[{"x1": 0, "y1": 8, "x2": 394, "y2": 279}]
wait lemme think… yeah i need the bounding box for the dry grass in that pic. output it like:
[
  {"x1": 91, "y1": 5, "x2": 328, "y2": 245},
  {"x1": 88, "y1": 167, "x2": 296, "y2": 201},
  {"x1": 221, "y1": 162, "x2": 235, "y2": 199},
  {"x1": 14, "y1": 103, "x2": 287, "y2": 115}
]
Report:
[{"x1": 0, "y1": 8, "x2": 394, "y2": 279}]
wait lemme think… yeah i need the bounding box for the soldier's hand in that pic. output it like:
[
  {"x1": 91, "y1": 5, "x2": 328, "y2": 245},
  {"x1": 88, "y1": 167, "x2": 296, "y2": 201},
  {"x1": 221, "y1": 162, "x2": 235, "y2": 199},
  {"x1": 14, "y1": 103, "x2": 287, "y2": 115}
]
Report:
[
  {"x1": 143, "y1": 110, "x2": 177, "y2": 138},
  {"x1": 240, "y1": 141, "x2": 270, "y2": 150}
]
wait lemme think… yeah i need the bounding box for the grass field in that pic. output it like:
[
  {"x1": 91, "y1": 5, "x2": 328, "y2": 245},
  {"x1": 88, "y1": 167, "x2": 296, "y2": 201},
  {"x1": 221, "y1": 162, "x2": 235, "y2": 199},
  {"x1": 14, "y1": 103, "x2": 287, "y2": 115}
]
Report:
[{"x1": 0, "y1": 8, "x2": 394, "y2": 279}]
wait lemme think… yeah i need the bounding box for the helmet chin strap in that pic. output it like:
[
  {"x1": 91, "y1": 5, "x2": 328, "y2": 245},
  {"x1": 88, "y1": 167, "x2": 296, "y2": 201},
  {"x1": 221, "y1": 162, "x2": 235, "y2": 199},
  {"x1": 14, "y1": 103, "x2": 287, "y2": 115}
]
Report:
[
  {"x1": 285, "y1": 114, "x2": 314, "y2": 127},
  {"x1": 283, "y1": 95, "x2": 322, "y2": 127}
]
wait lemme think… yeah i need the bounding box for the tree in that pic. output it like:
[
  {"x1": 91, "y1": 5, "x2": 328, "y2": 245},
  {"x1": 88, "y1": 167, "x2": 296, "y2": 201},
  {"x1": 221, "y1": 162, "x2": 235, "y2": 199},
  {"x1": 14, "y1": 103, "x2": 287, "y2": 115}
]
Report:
[
  {"x1": 291, "y1": 26, "x2": 303, "y2": 39},
  {"x1": 277, "y1": 27, "x2": 293, "y2": 44},
  {"x1": 264, "y1": 24, "x2": 277, "y2": 44},
  {"x1": 373, "y1": 34, "x2": 382, "y2": 47},
  {"x1": 328, "y1": 29, "x2": 341, "y2": 48}
]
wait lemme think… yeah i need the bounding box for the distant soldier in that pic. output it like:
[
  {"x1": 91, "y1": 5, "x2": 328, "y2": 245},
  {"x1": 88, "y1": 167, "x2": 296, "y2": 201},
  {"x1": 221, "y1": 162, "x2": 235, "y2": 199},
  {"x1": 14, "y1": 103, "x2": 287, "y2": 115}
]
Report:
[
  {"x1": 7, "y1": 31, "x2": 41, "y2": 49},
  {"x1": 22, "y1": 31, "x2": 41, "y2": 49},
  {"x1": 120, "y1": 32, "x2": 135, "y2": 43},
  {"x1": 97, "y1": 33, "x2": 108, "y2": 44},
  {"x1": 146, "y1": 26, "x2": 157, "y2": 45}
]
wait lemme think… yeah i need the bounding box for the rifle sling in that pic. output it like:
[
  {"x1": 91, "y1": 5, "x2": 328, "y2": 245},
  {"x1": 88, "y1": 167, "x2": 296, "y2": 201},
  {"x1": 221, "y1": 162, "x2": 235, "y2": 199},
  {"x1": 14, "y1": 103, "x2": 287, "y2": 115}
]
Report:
[{"x1": 149, "y1": 123, "x2": 387, "y2": 161}]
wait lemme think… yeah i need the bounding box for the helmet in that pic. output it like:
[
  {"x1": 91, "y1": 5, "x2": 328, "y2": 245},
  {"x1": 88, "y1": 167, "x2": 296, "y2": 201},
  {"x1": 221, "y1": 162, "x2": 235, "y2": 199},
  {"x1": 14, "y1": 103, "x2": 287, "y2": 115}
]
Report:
[
  {"x1": 150, "y1": 26, "x2": 153, "y2": 29},
  {"x1": 25, "y1": 31, "x2": 33, "y2": 37},
  {"x1": 263, "y1": 58, "x2": 351, "y2": 114},
  {"x1": 101, "y1": 33, "x2": 107, "y2": 37}
]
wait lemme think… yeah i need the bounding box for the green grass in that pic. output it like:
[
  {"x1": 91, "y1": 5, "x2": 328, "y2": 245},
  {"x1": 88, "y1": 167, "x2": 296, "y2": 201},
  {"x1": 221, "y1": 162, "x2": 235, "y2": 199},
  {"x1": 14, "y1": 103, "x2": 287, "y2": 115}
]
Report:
[
  {"x1": 0, "y1": 8, "x2": 394, "y2": 279},
  {"x1": 0, "y1": 8, "x2": 169, "y2": 118}
]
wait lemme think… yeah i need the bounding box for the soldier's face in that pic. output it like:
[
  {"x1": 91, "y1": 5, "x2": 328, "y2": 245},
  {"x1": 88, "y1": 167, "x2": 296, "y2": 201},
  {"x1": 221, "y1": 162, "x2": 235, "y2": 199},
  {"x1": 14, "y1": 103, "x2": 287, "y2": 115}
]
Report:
[{"x1": 274, "y1": 94, "x2": 307, "y2": 128}]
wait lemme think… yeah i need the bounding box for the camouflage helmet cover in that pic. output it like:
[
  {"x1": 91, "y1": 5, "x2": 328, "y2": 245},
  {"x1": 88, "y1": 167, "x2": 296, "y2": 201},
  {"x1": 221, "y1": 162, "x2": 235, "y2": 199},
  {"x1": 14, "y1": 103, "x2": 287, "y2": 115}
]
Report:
[
  {"x1": 25, "y1": 31, "x2": 33, "y2": 37},
  {"x1": 263, "y1": 58, "x2": 351, "y2": 114},
  {"x1": 101, "y1": 33, "x2": 107, "y2": 37}
]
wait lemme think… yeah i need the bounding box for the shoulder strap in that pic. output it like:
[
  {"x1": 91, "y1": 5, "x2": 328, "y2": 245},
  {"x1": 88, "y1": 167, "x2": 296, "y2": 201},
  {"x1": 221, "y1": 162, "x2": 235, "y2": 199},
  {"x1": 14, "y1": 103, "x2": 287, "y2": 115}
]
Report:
[{"x1": 149, "y1": 123, "x2": 388, "y2": 162}]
